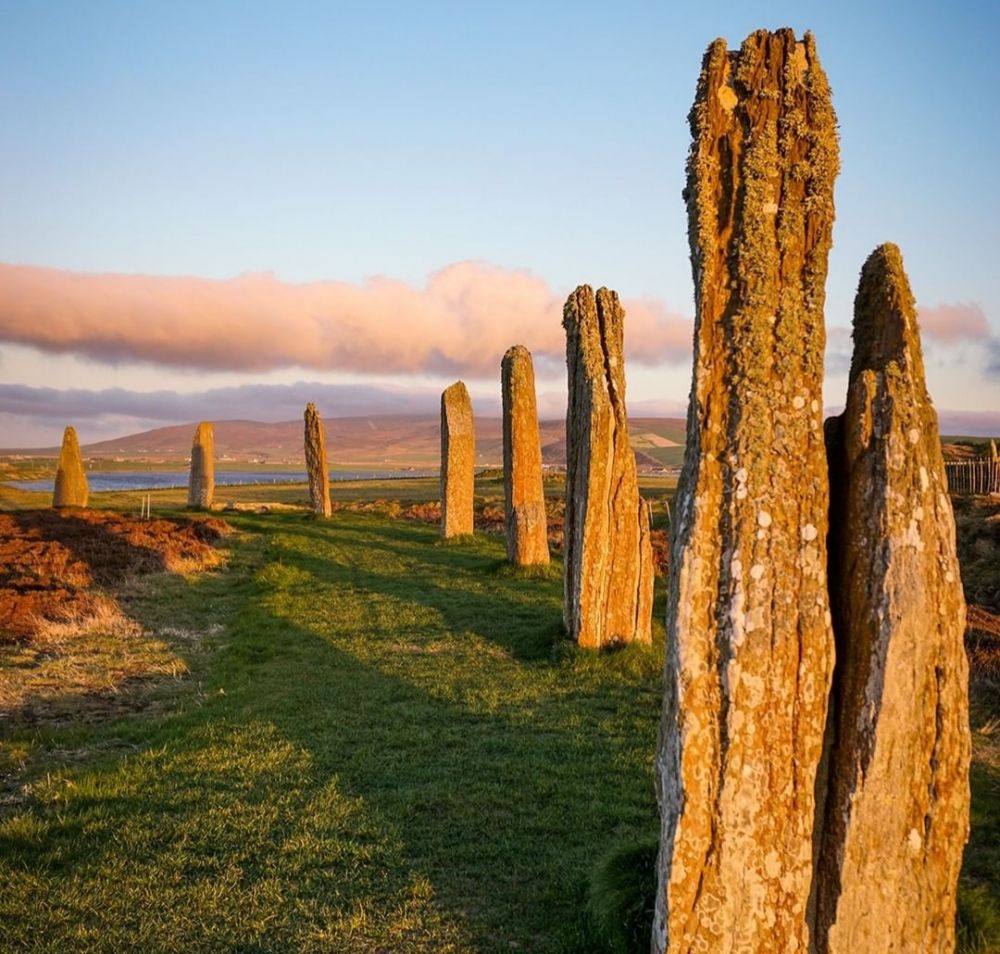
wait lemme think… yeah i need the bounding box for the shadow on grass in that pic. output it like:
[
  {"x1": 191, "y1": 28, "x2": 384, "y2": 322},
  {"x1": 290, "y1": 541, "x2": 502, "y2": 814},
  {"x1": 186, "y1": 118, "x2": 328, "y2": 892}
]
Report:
[{"x1": 1, "y1": 511, "x2": 663, "y2": 953}]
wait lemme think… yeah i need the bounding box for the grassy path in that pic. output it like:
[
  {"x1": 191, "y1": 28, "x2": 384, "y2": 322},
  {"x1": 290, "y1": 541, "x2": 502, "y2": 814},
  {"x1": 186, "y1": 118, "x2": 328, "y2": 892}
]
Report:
[{"x1": 1, "y1": 512, "x2": 665, "y2": 952}]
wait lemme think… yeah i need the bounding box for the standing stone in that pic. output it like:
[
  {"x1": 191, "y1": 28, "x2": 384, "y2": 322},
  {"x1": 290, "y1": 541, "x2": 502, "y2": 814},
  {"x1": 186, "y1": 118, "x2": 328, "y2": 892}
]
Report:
[
  {"x1": 816, "y1": 244, "x2": 970, "y2": 953},
  {"x1": 52, "y1": 426, "x2": 88, "y2": 508},
  {"x1": 653, "y1": 30, "x2": 839, "y2": 953},
  {"x1": 304, "y1": 403, "x2": 332, "y2": 517},
  {"x1": 187, "y1": 421, "x2": 215, "y2": 509},
  {"x1": 563, "y1": 286, "x2": 653, "y2": 648},
  {"x1": 440, "y1": 381, "x2": 475, "y2": 538},
  {"x1": 501, "y1": 345, "x2": 549, "y2": 566}
]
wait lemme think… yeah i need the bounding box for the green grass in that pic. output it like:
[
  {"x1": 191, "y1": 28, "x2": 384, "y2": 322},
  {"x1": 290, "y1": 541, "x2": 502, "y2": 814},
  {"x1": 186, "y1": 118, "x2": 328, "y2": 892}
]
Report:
[{"x1": 0, "y1": 511, "x2": 666, "y2": 952}]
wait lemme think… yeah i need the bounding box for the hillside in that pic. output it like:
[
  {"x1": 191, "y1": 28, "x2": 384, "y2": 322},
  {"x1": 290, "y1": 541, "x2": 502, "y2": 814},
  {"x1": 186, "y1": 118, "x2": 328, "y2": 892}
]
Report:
[{"x1": 4, "y1": 415, "x2": 688, "y2": 470}]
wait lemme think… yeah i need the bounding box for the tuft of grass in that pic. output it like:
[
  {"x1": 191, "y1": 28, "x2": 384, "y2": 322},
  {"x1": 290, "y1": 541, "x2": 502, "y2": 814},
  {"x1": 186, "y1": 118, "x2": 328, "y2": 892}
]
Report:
[
  {"x1": 587, "y1": 835, "x2": 659, "y2": 954},
  {"x1": 958, "y1": 882, "x2": 1000, "y2": 953},
  {"x1": 491, "y1": 560, "x2": 562, "y2": 582}
]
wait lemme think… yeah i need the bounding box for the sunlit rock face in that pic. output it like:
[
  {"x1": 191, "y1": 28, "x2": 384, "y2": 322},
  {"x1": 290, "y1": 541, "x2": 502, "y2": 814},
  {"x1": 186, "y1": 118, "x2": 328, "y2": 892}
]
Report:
[
  {"x1": 816, "y1": 243, "x2": 970, "y2": 954},
  {"x1": 653, "y1": 28, "x2": 839, "y2": 954},
  {"x1": 187, "y1": 421, "x2": 215, "y2": 510},
  {"x1": 53, "y1": 426, "x2": 88, "y2": 508},
  {"x1": 562, "y1": 285, "x2": 653, "y2": 650},
  {"x1": 440, "y1": 381, "x2": 475, "y2": 539},
  {"x1": 304, "y1": 402, "x2": 332, "y2": 517},
  {"x1": 501, "y1": 345, "x2": 549, "y2": 567}
]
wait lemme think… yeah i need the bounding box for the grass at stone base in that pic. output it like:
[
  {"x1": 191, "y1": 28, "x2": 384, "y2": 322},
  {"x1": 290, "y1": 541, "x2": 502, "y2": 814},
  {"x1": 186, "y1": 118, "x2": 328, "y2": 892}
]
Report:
[
  {"x1": 0, "y1": 510, "x2": 668, "y2": 953},
  {"x1": 0, "y1": 474, "x2": 678, "y2": 526}
]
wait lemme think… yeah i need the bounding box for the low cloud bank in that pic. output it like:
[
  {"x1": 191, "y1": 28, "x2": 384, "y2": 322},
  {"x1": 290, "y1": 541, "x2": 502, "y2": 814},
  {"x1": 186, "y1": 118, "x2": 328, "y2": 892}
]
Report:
[
  {"x1": 916, "y1": 302, "x2": 990, "y2": 343},
  {"x1": 0, "y1": 261, "x2": 693, "y2": 375}
]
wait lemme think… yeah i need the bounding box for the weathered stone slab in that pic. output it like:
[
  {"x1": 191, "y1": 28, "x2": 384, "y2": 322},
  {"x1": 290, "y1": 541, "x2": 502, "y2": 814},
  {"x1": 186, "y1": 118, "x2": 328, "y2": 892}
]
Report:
[
  {"x1": 816, "y1": 244, "x2": 970, "y2": 953},
  {"x1": 187, "y1": 421, "x2": 215, "y2": 510},
  {"x1": 563, "y1": 285, "x2": 653, "y2": 648},
  {"x1": 304, "y1": 402, "x2": 332, "y2": 517},
  {"x1": 53, "y1": 426, "x2": 88, "y2": 508},
  {"x1": 653, "y1": 29, "x2": 839, "y2": 953},
  {"x1": 440, "y1": 381, "x2": 475, "y2": 538},
  {"x1": 501, "y1": 345, "x2": 549, "y2": 566}
]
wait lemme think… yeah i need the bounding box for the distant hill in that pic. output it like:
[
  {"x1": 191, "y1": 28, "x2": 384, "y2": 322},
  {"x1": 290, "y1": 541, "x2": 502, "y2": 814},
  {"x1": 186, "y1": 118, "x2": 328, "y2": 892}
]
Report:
[{"x1": 3, "y1": 415, "x2": 688, "y2": 470}]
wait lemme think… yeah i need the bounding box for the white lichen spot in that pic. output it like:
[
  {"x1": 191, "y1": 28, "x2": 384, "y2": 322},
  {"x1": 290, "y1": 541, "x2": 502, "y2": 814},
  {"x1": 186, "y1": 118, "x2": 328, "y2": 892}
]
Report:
[
  {"x1": 801, "y1": 523, "x2": 818, "y2": 542},
  {"x1": 757, "y1": 529, "x2": 766, "y2": 540},
  {"x1": 745, "y1": 606, "x2": 765, "y2": 633},
  {"x1": 735, "y1": 467, "x2": 748, "y2": 484},
  {"x1": 945, "y1": 570, "x2": 955, "y2": 584},
  {"x1": 736, "y1": 484, "x2": 748, "y2": 500},
  {"x1": 914, "y1": 506, "x2": 924, "y2": 521},
  {"x1": 757, "y1": 511, "x2": 772, "y2": 528},
  {"x1": 907, "y1": 828, "x2": 922, "y2": 856},
  {"x1": 811, "y1": 399, "x2": 819, "y2": 413},
  {"x1": 750, "y1": 563, "x2": 765, "y2": 582},
  {"x1": 792, "y1": 395, "x2": 805, "y2": 410},
  {"x1": 908, "y1": 427, "x2": 920, "y2": 445},
  {"x1": 919, "y1": 466, "x2": 930, "y2": 492}
]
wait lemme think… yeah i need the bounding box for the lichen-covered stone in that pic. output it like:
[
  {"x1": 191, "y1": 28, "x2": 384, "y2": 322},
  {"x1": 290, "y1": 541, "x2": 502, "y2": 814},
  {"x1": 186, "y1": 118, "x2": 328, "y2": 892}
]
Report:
[
  {"x1": 304, "y1": 402, "x2": 332, "y2": 517},
  {"x1": 501, "y1": 345, "x2": 549, "y2": 566},
  {"x1": 187, "y1": 421, "x2": 215, "y2": 509},
  {"x1": 440, "y1": 381, "x2": 475, "y2": 538},
  {"x1": 816, "y1": 244, "x2": 970, "y2": 953},
  {"x1": 653, "y1": 29, "x2": 839, "y2": 953},
  {"x1": 563, "y1": 285, "x2": 653, "y2": 649},
  {"x1": 52, "y1": 426, "x2": 88, "y2": 508}
]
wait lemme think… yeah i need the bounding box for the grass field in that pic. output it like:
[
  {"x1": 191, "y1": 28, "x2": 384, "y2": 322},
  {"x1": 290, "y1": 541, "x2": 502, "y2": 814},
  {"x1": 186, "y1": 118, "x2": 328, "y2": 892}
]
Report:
[
  {"x1": 0, "y1": 502, "x2": 670, "y2": 952},
  {"x1": 0, "y1": 481, "x2": 997, "y2": 952}
]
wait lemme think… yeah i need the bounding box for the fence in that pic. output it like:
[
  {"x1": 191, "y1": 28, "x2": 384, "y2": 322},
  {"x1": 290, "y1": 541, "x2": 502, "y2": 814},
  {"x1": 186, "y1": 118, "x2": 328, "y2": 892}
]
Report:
[{"x1": 944, "y1": 456, "x2": 1000, "y2": 496}]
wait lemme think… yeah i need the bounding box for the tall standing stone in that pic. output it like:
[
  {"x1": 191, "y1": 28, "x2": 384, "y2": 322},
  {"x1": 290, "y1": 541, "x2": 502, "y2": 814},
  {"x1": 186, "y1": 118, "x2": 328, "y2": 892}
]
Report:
[
  {"x1": 563, "y1": 285, "x2": 653, "y2": 648},
  {"x1": 52, "y1": 426, "x2": 88, "y2": 508},
  {"x1": 501, "y1": 345, "x2": 549, "y2": 566},
  {"x1": 653, "y1": 30, "x2": 839, "y2": 953},
  {"x1": 440, "y1": 381, "x2": 475, "y2": 538},
  {"x1": 816, "y1": 244, "x2": 970, "y2": 953},
  {"x1": 304, "y1": 402, "x2": 332, "y2": 517},
  {"x1": 187, "y1": 421, "x2": 215, "y2": 510}
]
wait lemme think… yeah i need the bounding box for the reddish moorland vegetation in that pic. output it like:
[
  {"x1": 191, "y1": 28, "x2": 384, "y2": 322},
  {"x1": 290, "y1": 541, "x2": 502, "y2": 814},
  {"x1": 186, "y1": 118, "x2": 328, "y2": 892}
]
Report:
[{"x1": 0, "y1": 510, "x2": 229, "y2": 642}]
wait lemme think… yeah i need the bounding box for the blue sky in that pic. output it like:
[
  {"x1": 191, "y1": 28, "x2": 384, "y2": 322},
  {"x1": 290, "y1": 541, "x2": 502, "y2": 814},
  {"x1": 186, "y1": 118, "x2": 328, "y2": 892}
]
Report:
[{"x1": 0, "y1": 0, "x2": 997, "y2": 443}]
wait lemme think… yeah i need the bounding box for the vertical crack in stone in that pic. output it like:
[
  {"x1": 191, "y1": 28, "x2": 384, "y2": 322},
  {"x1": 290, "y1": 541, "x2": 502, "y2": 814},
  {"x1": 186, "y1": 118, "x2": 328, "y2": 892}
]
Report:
[
  {"x1": 440, "y1": 381, "x2": 475, "y2": 539},
  {"x1": 501, "y1": 345, "x2": 550, "y2": 566},
  {"x1": 187, "y1": 421, "x2": 215, "y2": 510},
  {"x1": 815, "y1": 243, "x2": 970, "y2": 953},
  {"x1": 562, "y1": 285, "x2": 653, "y2": 649},
  {"x1": 304, "y1": 402, "x2": 332, "y2": 517},
  {"x1": 52, "y1": 426, "x2": 88, "y2": 508},
  {"x1": 653, "y1": 28, "x2": 838, "y2": 953}
]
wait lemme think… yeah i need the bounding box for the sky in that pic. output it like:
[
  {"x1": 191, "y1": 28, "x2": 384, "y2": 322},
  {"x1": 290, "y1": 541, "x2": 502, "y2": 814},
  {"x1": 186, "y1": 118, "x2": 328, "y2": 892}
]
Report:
[{"x1": 1, "y1": 0, "x2": 998, "y2": 446}]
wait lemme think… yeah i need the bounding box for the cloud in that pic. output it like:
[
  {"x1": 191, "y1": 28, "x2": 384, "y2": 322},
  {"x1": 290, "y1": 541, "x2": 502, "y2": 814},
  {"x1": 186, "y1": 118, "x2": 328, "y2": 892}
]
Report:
[
  {"x1": 916, "y1": 302, "x2": 990, "y2": 343},
  {"x1": 0, "y1": 380, "x2": 449, "y2": 426},
  {"x1": 0, "y1": 261, "x2": 693, "y2": 376}
]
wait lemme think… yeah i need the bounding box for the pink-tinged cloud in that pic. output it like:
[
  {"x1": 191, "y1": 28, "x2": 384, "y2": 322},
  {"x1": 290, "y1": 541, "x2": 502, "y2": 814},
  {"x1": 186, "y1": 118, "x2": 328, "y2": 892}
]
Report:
[
  {"x1": 916, "y1": 302, "x2": 990, "y2": 342},
  {"x1": 0, "y1": 262, "x2": 692, "y2": 375}
]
